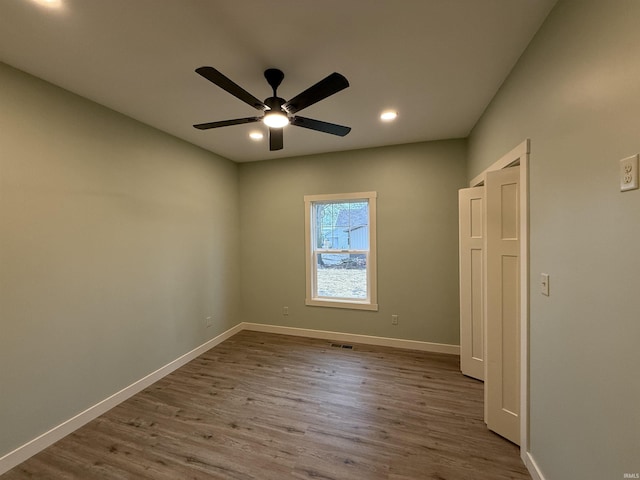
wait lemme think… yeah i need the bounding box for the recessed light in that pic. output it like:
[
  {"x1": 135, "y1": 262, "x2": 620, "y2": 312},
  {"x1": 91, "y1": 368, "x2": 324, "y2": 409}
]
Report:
[
  {"x1": 32, "y1": 0, "x2": 62, "y2": 8},
  {"x1": 380, "y1": 110, "x2": 398, "y2": 122},
  {"x1": 249, "y1": 131, "x2": 264, "y2": 140}
]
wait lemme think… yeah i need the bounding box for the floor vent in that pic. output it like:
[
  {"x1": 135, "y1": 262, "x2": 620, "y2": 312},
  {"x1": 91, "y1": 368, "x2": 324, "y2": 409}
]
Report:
[{"x1": 330, "y1": 343, "x2": 354, "y2": 349}]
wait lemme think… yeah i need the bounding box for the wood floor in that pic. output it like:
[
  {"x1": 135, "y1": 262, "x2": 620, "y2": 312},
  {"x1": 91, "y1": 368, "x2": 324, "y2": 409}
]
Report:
[{"x1": 2, "y1": 331, "x2": 531, "y2": 480}]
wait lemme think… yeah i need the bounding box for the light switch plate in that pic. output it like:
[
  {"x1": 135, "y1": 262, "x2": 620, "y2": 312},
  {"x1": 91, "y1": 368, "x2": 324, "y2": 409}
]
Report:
[
  {"x1": 540, "y1": 273, "x2": 550, "y2": 296},
  {"x1": 620, "y1": 154, "x2": 639, "y2": 191}
]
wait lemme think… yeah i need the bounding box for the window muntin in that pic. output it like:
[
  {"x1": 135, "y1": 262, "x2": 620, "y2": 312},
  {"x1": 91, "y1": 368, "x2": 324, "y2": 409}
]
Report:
[{"x1": 304, "y1": 192, "x2": 378, "y2": 311}]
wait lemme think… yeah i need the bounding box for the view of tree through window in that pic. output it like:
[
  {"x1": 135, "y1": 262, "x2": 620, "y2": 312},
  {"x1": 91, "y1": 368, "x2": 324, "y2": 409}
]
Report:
[{"x1": 313, "y1": 200, "x2": 369, "y2": 300}]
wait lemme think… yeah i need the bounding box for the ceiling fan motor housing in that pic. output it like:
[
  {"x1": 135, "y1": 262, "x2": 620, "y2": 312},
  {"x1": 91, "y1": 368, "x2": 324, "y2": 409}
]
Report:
[
  {"x1": 264, "y1": 69, "x2": 287, "y2": 116},
  {"x1": 264, "y1": 96, "x2": 287, "y2": 113}
]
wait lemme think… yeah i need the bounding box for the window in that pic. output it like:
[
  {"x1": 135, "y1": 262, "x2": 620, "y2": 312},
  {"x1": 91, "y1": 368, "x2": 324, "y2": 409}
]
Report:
[{"x1": 304, "y1": 192, "x2": 378, "y2": 310}]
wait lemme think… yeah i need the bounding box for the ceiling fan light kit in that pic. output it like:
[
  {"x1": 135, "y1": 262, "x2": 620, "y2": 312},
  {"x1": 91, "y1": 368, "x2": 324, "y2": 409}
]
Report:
[
  {"x1": 193, "y1": 66, "x2": 351, "y2": 151},
  {"x1": 263, "y1": 113, "x2": 289, "y2": 128}
]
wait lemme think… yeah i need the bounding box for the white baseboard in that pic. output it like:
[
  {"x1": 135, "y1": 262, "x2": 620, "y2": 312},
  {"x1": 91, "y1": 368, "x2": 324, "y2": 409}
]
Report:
[
  {"x1": 0, "y1": 323, "x2": 243, "y2": 475},
  {"x1": 524, "y1": 451, "x2": 546, "y2": 480},
  {"x1": 240, "y1": 322, "x2": 461, "y2": 355},
  {"x1": 0, "y1": 321, "x2": 459, "y2": 474}
]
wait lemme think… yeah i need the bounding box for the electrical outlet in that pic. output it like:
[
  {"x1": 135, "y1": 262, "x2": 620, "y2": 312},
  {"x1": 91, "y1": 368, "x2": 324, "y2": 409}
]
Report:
[
  {"x1": 205, "y1": 316, "x2": 213, "y2": 327},
  {"x1": 283, "y1": 306, "x2": 289, "y2": 316},
  {"x1": 620, "y1": 154, "x2": 639, "y2": 191},
  {"x1": 391, "y1": 314, "x2": 398, "y2": 325}
]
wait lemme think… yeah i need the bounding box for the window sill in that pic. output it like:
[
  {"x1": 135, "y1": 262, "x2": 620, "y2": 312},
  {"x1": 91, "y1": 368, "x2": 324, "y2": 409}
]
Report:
[{"x1": 305, "y1": 298, "x2": 379, "y2": 311}]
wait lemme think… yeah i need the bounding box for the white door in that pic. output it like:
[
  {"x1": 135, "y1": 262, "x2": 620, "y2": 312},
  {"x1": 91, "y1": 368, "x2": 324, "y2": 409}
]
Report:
[
  {"x1": 458, "y1": 187, "x2": 485, "y2": 381},
  {"x1": 486, "y1": 166, "x2": 520, "y2": 445}
]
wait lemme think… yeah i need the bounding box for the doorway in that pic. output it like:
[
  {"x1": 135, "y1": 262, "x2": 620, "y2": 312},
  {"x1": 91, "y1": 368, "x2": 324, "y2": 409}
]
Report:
[{"x1": 458, "y1": 140, "x2": 529, "y2": 452}]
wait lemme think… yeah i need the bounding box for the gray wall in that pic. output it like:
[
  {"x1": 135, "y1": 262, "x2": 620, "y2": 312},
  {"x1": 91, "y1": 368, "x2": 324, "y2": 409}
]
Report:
[
  {"x1": 468, "y1": 1, "x2": 640, "y2": 478},
  {"x1": 239, "y1": 140, "x2": 467, "y2": 345},
  {"x1": 0, "y1": 63, "x2": 241, "y2": 456}
]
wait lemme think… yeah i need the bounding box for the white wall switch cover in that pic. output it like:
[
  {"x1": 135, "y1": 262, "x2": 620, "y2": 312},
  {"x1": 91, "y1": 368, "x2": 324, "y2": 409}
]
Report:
[
  {"x1": 540, "y1": 273, "x2": 550, "y2": 296},
  {"x1": 620, "y1": 154, "x2": 639, "y2": 191}
]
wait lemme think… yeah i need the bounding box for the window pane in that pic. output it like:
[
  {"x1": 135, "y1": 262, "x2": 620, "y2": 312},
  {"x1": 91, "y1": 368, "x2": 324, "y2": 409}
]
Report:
[
  {"x1": 314, "y1": 200, "x2": 369, "y2": 250},
  {"x1": 316, "y1": 254, "x2": 367, "y2": 299}
]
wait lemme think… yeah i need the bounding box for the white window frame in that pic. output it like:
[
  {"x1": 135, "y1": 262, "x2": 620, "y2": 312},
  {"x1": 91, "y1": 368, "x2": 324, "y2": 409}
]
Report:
[{"x1": 304, "y1": 191, "x2": 378, "y2": 311}]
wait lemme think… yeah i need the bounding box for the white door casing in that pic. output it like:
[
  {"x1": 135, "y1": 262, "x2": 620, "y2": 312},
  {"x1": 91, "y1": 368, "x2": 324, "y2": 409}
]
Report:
[{"x1": 459, "y1": 187, "x2": 485, "y2": 381}]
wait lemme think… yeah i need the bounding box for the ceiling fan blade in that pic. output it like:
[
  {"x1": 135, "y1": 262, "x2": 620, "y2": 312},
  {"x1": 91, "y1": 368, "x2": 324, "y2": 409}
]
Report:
[
  {"x1": 283, "y1": 72, "x2": 349, "y2": 114},
  {"x1": 193, "y1": 117, "x2": 261, "y2": 130},
  {"x1": 196, "y1": 66, "x2": 267, "y2": 111},
  {"x1": 269, "y1": 127, "x2": 283, "y2": 151},
  {"x1": 291, "y1": 116, "x2": 351, "y2": 136}
]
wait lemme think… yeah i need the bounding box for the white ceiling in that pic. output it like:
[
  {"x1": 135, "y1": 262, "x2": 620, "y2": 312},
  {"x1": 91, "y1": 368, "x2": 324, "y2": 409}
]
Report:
[{"x1": 0, "y1": 0, "x2": 556, "y2": 163}]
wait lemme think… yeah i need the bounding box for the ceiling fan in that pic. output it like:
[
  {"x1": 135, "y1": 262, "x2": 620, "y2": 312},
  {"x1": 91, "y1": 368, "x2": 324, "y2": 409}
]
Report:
[{"x1": 193, "y1": 66, "x2": 351, "y2": 151}]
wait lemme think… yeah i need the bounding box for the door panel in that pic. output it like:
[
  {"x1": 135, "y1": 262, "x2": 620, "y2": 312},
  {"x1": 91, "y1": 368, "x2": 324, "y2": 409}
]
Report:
[
  {"x1": 471, "y1": 249, "x2": 484, "y2": 362},
  {"x1": 458, "y1": 187, "x2": 485, "y2": 381},
  {"x1": 486, "y1": 167, "x2": 520, "y2": 445},
  {"x1": 500, "y1": 254, "x2": 519, "y2": 415},
  {"x1": 500, "y1": 183, "x2": 518, "y2": 239}
]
